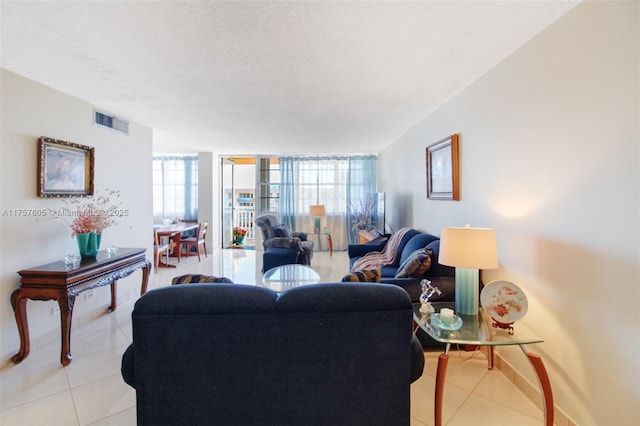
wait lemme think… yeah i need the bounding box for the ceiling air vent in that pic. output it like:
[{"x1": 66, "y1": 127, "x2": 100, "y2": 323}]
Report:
[{"x1": 94, "y1": 110, "x2": 129, "y2": 135}]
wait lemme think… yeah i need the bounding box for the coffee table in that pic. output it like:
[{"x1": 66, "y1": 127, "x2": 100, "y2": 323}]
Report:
[
  {"x1": 413, "y1": 302, "x2": 553, "y2": 426},
  {"x1": 262, "y1": 264, "x2": 321, "y2": 292}
]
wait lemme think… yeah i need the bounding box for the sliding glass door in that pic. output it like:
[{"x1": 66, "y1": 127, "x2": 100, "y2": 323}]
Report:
[{"x1": 220, "y1": 158, "x2": 234, "y2": 248}]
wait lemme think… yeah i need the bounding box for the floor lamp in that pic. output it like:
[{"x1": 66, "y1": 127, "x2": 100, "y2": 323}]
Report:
[{"x1": 438, "y1": 225, "x2": 499, "y2": 315}]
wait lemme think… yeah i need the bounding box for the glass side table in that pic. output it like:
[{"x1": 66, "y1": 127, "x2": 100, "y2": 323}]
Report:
[
  {"x1": 305, "y1": 229, "x2": 333, "y2": 256},
  {"x1": 413, "y1": 302, "x2": 553, "y2": 426}
]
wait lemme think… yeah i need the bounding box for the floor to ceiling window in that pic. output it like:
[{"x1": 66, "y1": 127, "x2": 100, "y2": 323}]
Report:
[
  {"x1": 152, "y1": 155, "x2": 198, "y2": 221},
  {"x1": 279, "y1": 155, "x2": 377, "y2": 249}
]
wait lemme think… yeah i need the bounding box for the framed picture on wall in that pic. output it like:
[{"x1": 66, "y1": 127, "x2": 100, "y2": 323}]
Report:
[
  {"x1": 37, "y1": 136, "x2": 95, "y2": 198},
  {"x1": 426, "y1": 134, "x2": 459, "y2": 200}
]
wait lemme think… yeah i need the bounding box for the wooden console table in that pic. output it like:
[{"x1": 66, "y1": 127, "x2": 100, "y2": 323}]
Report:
[{"x1": 11, "y1": 248, "x2": 151, "y2": 366}]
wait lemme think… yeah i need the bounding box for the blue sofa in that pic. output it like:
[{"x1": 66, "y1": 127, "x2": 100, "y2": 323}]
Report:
[
  {"x1": 348, "y1": 229, "x2": 456, "y2": 303},
  {"x1": 121, "y1": 282, "x2": 424, "y2": 426}
]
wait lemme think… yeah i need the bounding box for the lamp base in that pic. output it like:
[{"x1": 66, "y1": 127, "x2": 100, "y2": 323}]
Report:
[{"x1": 454, "y1": 267, "x2": 479, "y2": 315}]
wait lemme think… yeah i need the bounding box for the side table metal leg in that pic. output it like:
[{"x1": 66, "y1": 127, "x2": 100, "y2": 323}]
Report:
[
  {"x1": 488, "y1": 345, "x2": 495, "y2": 370},
  {"x1": 521, "y1": 345, "x2": 554, "y2": 426},
  {"x1": 434, "y1": 343, "x2": 451, "y2": 426}
]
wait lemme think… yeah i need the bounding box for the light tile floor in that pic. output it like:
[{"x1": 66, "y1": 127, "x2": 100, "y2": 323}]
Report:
[{"x1": 0, "y1": 248, "x2": 544, "y2": 425}]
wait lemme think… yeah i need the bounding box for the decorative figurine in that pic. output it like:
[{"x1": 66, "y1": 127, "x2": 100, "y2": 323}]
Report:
[{"x1": 419, "y1": 279, "x2": 442, "y2": 314}]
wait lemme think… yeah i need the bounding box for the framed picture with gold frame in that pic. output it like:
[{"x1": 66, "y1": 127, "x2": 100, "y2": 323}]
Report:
[
  {"x1": 426, "y1": 134, "x2": 459, "y2": 200},
  {"x1": 37, "y1": 136, "x2": 95, "y2": 198}
]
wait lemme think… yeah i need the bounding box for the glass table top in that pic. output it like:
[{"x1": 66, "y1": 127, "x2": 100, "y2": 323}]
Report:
[
  {"x1": 413, "y1": 302, "x2": 543, "y2": 346},
  {"x1": 262, "y1": 264, "x2": 321, "y2": 292}
]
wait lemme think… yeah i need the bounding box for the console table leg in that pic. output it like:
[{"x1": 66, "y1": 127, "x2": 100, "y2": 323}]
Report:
[
  {"x1": 140, "y1": 260, "x2": 151, "y2": 295},
  {"x1": 521, "y1": 345, "x2": 554, "y2": 426},
  {"x1": 434, "y1": 343, "x2": 451, "y2": 426},
  {"x1": 10, "y1": 290, "x2": 30, "y2": 364},
  {"x1": 59, "y1": 294, "x2": 75, "y2": 366},
  {"x1": 109, "y1": 280, "x2": 118, "y2": 312}
]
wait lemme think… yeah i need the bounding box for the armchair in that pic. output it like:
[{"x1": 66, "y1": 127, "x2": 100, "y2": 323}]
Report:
[
  {"x1": 255, "y1": 213, "x2": 314, "y2": 271},
  {"x1": 121, "y1": 282, "x2": 423, "y2": 426}
]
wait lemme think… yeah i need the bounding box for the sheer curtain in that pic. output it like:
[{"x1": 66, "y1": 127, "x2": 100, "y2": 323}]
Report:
[
  {"x1": 278, "y1": 155, "x2": 376, "y2": 250},
  {"x1": 279, "y1": 157, "x2": 296, "y2": 230},
  {"x1": 152, "y1": 156, "x2": 198, "y2": 222},
  {"x1": 347, "y1": 155, "x2": 378, "y2": 243}
]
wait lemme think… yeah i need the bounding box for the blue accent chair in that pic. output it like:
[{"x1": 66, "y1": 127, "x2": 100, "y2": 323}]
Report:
[{"x1": 255, "y1": 213, "x2": 314, "y2": 271}]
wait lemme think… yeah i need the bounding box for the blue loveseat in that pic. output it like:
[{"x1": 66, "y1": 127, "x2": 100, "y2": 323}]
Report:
[
  {"x1": 348, "y1": 229, "x2": 456, "y2": 302},
  {"x1": 121, "y1": 282, "x2": 424, "y2": 426}
]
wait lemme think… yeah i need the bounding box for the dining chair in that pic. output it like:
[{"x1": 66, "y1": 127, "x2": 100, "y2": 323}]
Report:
[
  {"x1": 153, "y1": 229, "x2": 170, "y2": 272},
  {"x1": 178, "y1": 218, "x2": 198, "y2": 238},
  {"x1": 182, "y1": 222, "x2": 208, "y2": 262}
]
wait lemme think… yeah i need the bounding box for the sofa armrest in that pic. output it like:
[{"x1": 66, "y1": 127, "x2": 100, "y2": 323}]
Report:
[
  {"x1": 291, "y1": 232, "x2": 308, "y2": 241},
  {"x1": 264, "y1": 237, "x2": 302, "y2": 250},
  {"x1": 410, "y1": 333, "x2": 425, "y2": 383},
  {"x1": 348, "y1": 239, "x2": 388, "y2": 258},
  {"x1": 121, "y1": 344, "x2": 136, "y2": 388}
]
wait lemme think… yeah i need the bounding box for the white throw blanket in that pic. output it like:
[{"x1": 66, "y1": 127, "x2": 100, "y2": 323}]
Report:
[{"x1": 351, "y1": 227, "x2": 412, "y2": 272}]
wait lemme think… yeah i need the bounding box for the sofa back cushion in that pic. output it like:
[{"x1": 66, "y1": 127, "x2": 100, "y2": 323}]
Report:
[
  {"x1": 388, "y1": 229, "x2": 422, "y2": 266},
  {"x1": 399, "y1": 233, "x2": 439, "y2": 266}
]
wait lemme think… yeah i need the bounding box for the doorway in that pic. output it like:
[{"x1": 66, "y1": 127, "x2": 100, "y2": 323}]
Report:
[
  {"x1": 220, "y1": 156, "x2": 256, "y2": 249},
  {"x1": 220, "y1": 156, "x2": 281, "y2": 249}
]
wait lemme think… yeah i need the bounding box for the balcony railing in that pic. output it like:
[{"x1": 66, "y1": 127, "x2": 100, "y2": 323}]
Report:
[{"x1": 235, "y1": 208, "x2": 256, "y2": 240}]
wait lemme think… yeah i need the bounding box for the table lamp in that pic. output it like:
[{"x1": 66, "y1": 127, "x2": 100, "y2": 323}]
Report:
[
  {"x1": 438, "y1": 225, "x2": 498, "y2": 315},
  {"x1": 309, "y1": 204, "x2": 326, "y2": 233}
]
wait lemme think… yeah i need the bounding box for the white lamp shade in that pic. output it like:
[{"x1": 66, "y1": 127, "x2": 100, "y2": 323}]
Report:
[
  {"x1": 439, "y1": 226, "x2": 499, "y2": 269},
  {"x1": 309, "y1": 204, "x2": 326, "y2": 217}
]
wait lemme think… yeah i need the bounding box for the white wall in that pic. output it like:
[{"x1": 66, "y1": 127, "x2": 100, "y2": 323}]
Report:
[
  {"x1": 198, "y1": 152, "x2": 216, "y2": 250},
  {"x1": 234, "y1": 163, "x2": 255, "y2": 190},
  {"x1": 0, "y1": 70, "x2": 153, "y2": 364},
  {"x1": 379, "y1": 2, "x2": 639, "y2": 424}
]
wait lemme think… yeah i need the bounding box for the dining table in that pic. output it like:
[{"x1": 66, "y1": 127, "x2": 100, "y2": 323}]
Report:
[{"x1": 153, "y1": 222, "x2": 199, "y2": 267}]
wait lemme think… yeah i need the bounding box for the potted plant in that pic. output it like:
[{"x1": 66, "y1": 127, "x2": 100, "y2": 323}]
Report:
[{"x1": 232, "y1": 226, "x2": 248, "y2": 245}]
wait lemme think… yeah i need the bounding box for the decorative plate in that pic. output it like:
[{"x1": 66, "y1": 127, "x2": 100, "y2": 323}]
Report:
[
  {"x1": 431, "y1": 313, "x2": 463, "y2": 330},
  {"x1": 481, "y1": 280, "x2": 528, "y2": 324}
]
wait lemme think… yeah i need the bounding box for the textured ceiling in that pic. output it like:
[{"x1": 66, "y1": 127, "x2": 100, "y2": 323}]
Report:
[{"x1": 1, "y1": 1, "x2": 579, "y2": 154}]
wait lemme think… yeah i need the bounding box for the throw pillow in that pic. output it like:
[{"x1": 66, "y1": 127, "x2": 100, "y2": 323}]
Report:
[
  {"x1": 272, "y1": 225, "x2": 291, "y2": 237},
  {"x1": 171, "y1": 274, "x2": 234, "y2": 284},
  {"x1": 395, "y1": 249, "x2": 433, "y2": 278},
  {"x1": 341, "y1": 269, "x2": 382, "y2": 282}
]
